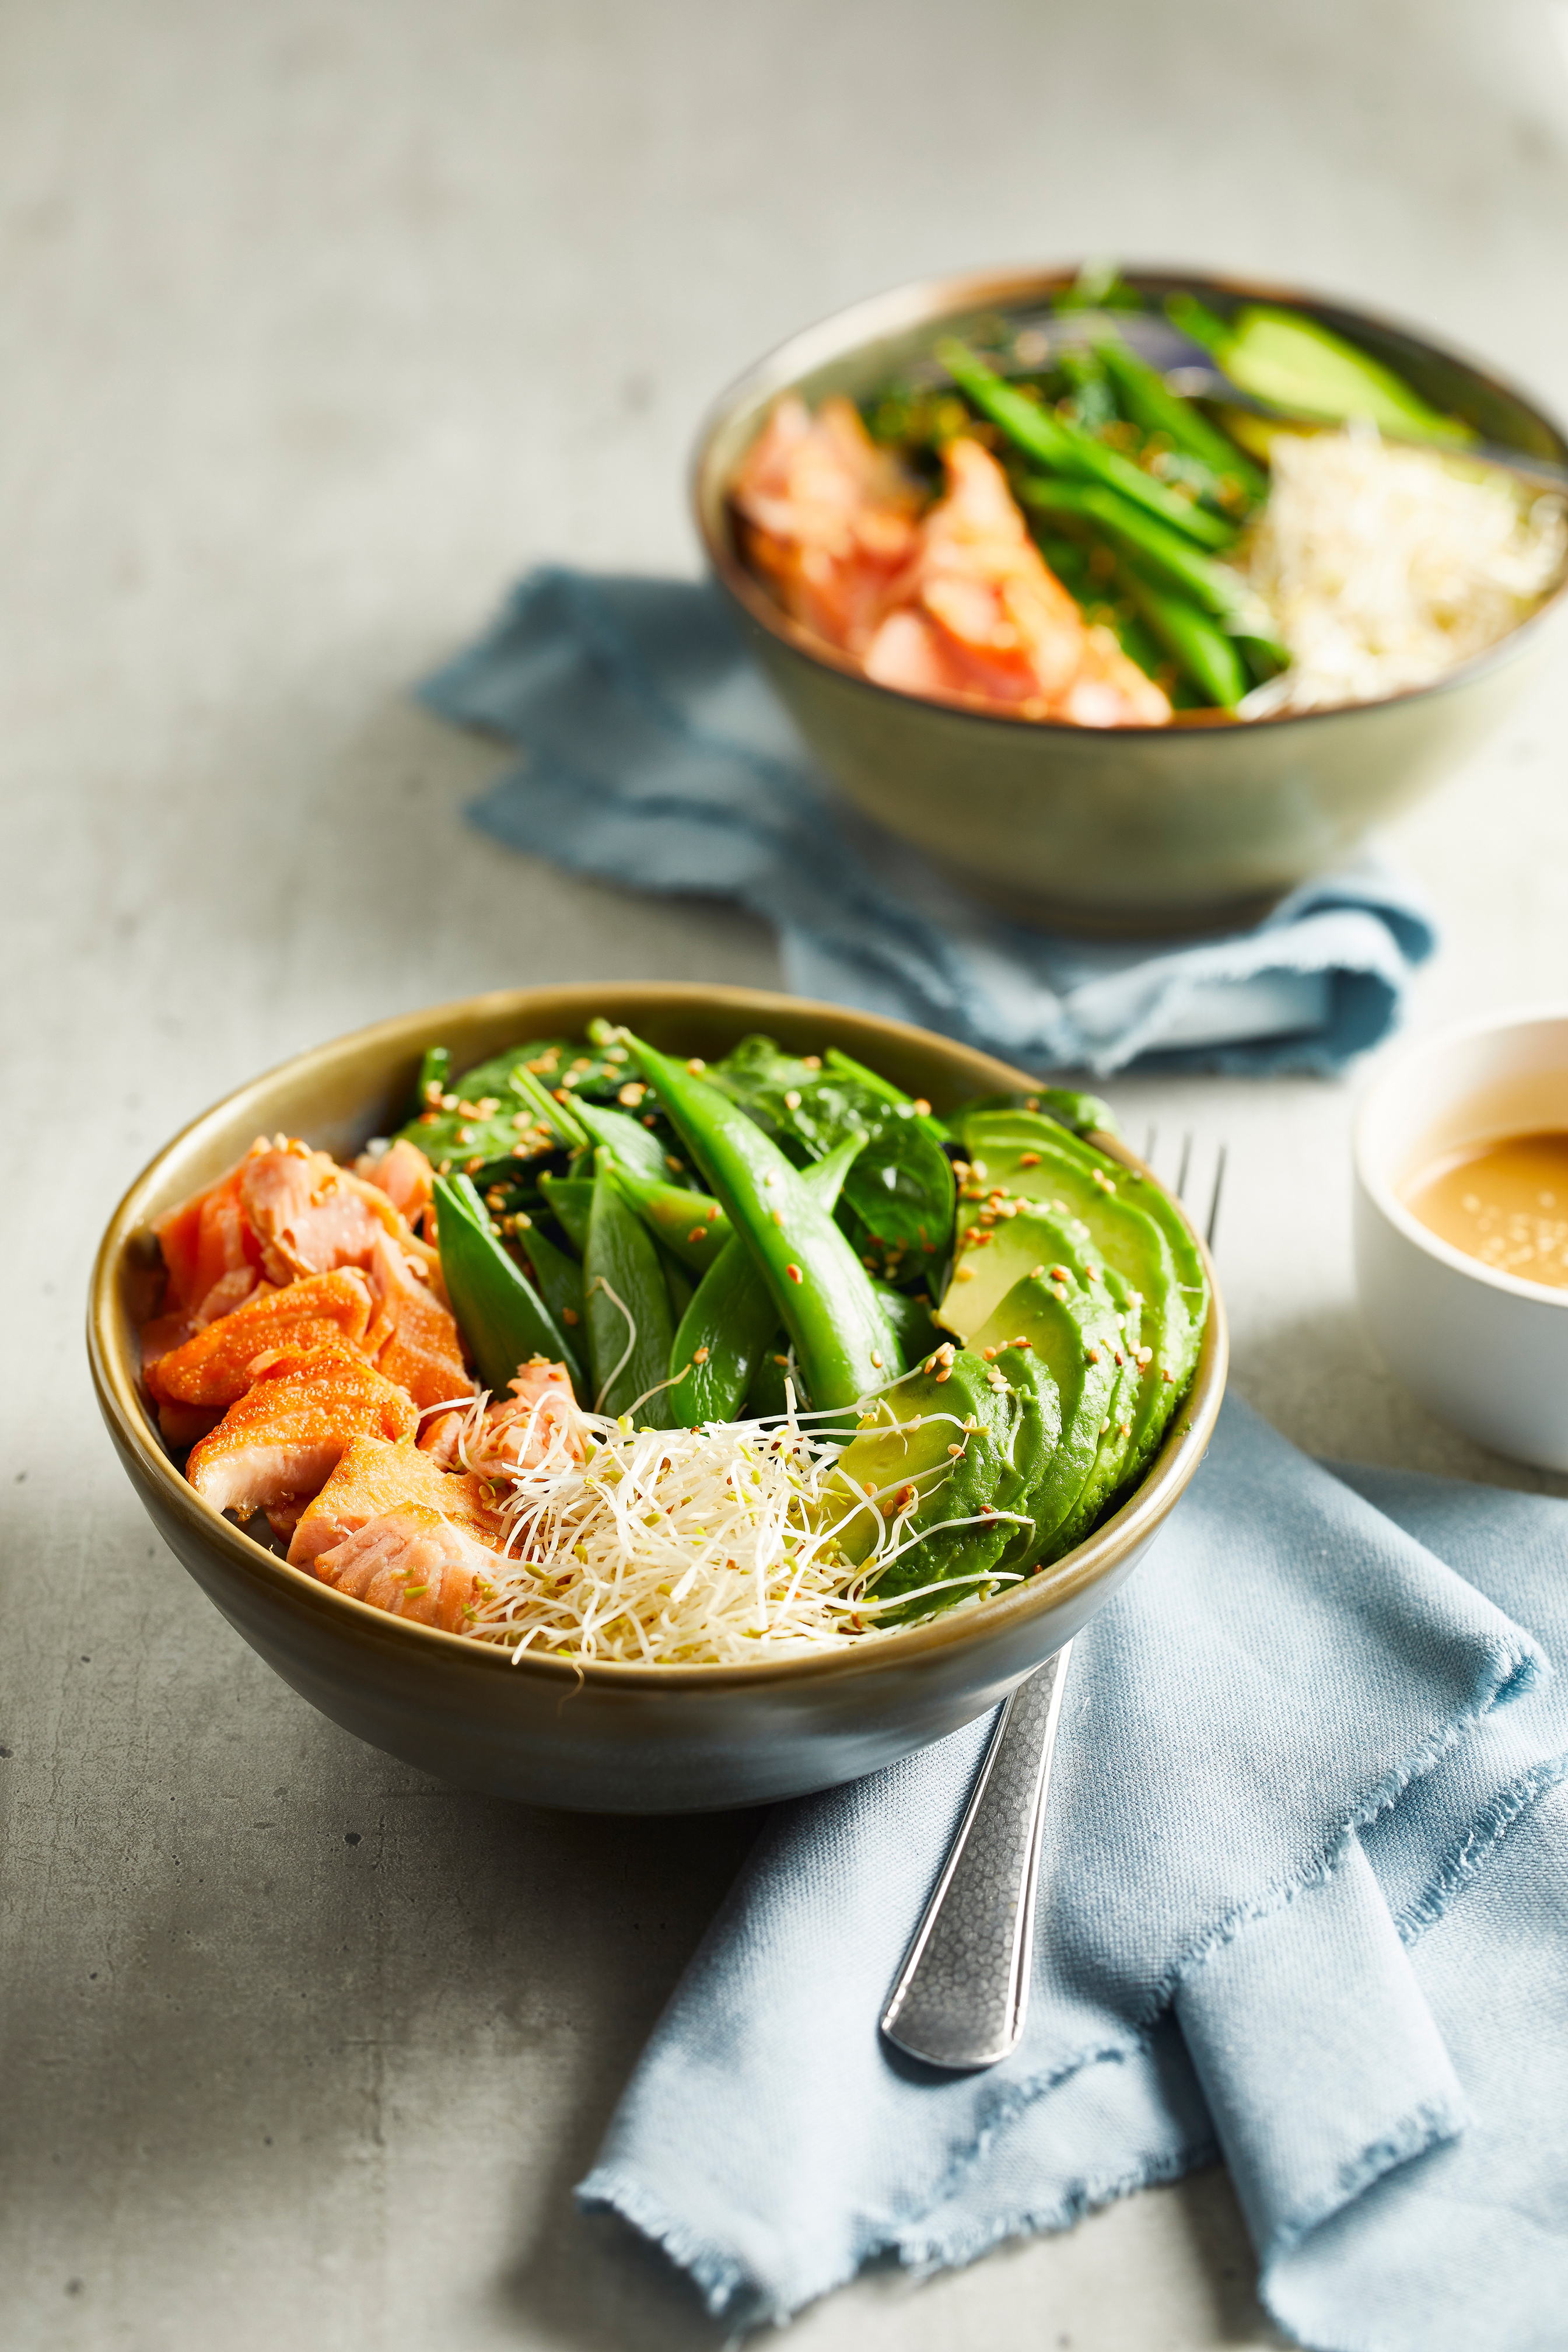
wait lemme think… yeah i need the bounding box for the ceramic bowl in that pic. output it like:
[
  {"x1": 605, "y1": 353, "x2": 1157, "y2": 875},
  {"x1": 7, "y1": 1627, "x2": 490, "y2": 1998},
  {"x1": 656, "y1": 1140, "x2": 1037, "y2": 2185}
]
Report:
[
  {"x1": 89, "y1": 984, "x2": 1226, "y2": 1812},
  {"x1": 1353, "y1": 1006, "x2": 1568, "y2": 1469},
  {"x1": 692, "y1": 265, "x2": 1568, "y2": 935}
]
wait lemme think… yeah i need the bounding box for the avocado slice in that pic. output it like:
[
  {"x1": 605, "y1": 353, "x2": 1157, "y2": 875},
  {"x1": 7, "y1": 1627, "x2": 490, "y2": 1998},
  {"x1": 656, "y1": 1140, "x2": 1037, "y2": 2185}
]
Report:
[
  {"x1": 966, "y1": 1270, "x2": 1122, "y2": 1564},
  {"x1": 962, "y1": 1109, "x2": 1206, "y2": 1307},
  {"x1": 957, "y1": 1111, "x2": 1206, "y2": 1486},
  {"x1": 829, "y1": 1349, "x2": 1028, "y2": 1615}
]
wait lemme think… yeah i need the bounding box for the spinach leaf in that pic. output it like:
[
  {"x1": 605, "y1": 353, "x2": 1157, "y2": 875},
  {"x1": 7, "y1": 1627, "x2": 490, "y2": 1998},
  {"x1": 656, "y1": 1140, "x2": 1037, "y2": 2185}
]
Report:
[{"x1": 708, "y1": 1034, "x2": 956, "y2": 1279}]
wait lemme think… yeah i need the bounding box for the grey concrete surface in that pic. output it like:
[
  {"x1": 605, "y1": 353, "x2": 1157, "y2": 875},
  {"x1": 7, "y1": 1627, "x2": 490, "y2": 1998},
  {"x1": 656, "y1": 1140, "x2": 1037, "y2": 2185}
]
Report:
[{"x1": 4, "y1": 0, "x2": 1568, "y2": 2343}]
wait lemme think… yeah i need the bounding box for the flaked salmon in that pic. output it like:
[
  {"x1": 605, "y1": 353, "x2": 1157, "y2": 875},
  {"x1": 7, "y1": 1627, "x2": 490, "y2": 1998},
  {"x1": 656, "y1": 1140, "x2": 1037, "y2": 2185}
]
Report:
[
  {"x1": 287, "y1": 1431, "x2": 498, "y2": 1568},
  {"x1": 467, "y1": 1360, "x2": 588, "y2": 1478},
  {"x1": 363, "y1": 1230, "x2": 471, "y2": 1410},
  {"x1": 148, "y1": 1270, "x2": 373, "y2": 1406},
  {"x1": 154, "y1": 1164, "x2": 265, "y2": 1325},
  {"x1": 186, "y1": 1343, "x2": 417, "y2": 1518},
  {"x1": 354, "y1": 1138, "x2": 435, "y2": 1227},
  {"x1": 863, "y1": 439, "x2": 1171, "y2": 726},
  {"x1": 313, "y1": 1503, "x2": 496, "y2": 1634},
  {"x1": 731, "y1": 395, "x2": 921, "y2": 656}
]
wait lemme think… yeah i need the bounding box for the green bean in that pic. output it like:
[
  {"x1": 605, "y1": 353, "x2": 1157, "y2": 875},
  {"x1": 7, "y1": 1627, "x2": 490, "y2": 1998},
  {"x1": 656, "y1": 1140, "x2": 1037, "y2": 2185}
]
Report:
[
  {"x1": 1119, "y1": 567, "x2": 1249, "y2": 708},
  {"x1": 583, "y1": 1150, "x2": 676, "y2": 1422},
  {"x1": 435, "y1": 1175, "x2": 583, "y2": 1396},
  {"x1": 1090, "y1": 328, "x2": 1269, "y2": 506},
  {"x1": 1019, "y1": 477, "x2": 1250, "y2": 620},
  {"x1": 938, "y1": 339, "x2": 1236, "y2": 551}
]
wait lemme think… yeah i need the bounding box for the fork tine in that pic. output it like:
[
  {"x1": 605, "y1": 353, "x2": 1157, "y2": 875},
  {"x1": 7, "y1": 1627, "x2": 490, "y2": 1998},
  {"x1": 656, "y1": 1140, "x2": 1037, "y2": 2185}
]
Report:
[
  {"x1": 1143, "y1": 1122, "x2": 1158, "y2": 1164},
  {"x1": 1205, "y1": 1142, "x2": 1227, "y2": 1252},
  {"x1": 1175, "y1": 1131, "x2": 1194, "y2": 1202}
]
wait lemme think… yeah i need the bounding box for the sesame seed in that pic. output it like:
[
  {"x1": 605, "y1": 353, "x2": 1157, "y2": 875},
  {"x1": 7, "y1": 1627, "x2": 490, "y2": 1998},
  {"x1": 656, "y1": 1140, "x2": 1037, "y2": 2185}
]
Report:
[
  {"x1": 1087, "y1": 1346, "x2": 1101, "y2": 1363},
  {"x1": 686, "y1": 1058, "x2": 706, "y2": 1075},
  {"x1": 786, "y1": 1264, "x2": 803, "y2": 1284},
  {"x1": 562, "y1": 1308, "x2": 579, "y2": 1326},
  {"x1": 666, "y1": 1156, "x2": 684, "y2": 1173},
  {"x1": 693, "y1": 1346, "x2": 709, "y2": 1364},
  {"x1": 784, "y1": 1089, "x2": 802, "y2": 1110},
  {"x1": 870, "y1": 1353, "x2": 883, "y2": 1368},
  {"x1": 688, "y1": 1226, "x2": 708, "y2": 1244},
  {"x1": 912, "y1": 1097, "x2": 932, "y2": 1116},
  {"x1": 1019, "y1": 1152, "x2": 1041, "y2": 1167},
  {"x1": 947, "y1": 1443, "x2": 965, "y2": 1457}
]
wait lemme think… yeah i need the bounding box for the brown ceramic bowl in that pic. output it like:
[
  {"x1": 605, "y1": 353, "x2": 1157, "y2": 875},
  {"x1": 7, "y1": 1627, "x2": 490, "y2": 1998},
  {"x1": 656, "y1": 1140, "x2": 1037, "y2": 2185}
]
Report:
[
  {"x1": 693, "y1": 265, "x2": 1568, "y2": 934},
  {"x1": 89, "y1": 984, "x2": 1227, "y2": 1812}
]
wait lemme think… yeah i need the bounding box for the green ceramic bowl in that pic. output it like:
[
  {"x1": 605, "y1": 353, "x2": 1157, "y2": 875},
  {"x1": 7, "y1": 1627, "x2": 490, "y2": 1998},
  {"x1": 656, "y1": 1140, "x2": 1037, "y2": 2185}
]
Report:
[
  {"x1": 693, "y1": 265, "x2": 1568, "y2": 934},
  {"x1": 89, "y1": 985, "x2": 1226, "y2": 1814}
]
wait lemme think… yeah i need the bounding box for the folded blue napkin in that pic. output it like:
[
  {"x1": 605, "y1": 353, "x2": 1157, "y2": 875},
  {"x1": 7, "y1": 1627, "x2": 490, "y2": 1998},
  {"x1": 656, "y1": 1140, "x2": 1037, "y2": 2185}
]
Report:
[
  {"x1": 577, "y1": 1399, "x2": 1568, "y2": 2350},
  {"x1": 419, "y1": 568, "x2": 1437, "y2": 1076}
]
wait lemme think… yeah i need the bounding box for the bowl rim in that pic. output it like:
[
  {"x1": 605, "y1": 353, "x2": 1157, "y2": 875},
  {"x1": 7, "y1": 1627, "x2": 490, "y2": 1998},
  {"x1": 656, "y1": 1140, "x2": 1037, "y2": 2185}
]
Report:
[
  {"x1": 1353, "y1": 1000, "x2": 1568, "y2": 1309},
  {"x1": 89, "y1": 981, "x2": 1228, "y2": 1690},
  {"x1": 691, "y1": 260, "x2": 1568, "y2": 739}
]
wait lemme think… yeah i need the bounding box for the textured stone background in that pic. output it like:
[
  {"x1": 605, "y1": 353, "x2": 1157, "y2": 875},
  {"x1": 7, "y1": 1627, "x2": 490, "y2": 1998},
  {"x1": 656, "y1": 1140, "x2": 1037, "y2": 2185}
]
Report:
[{"x1": 5, "y1": 2, "x2": 1568, "y2": 2343}]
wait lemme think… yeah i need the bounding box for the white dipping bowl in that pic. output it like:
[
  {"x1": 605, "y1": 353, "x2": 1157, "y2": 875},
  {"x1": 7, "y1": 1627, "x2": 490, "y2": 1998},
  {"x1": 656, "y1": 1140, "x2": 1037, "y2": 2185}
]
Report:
[{"x1": 1353, "y1": 1006, "x2": 1568, "y2": 1469}]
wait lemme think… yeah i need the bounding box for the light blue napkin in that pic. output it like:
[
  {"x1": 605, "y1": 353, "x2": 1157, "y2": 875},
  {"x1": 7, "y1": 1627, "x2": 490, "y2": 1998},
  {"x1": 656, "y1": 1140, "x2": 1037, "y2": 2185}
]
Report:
[
  {"x1": 419, "y1": 568, "x2": 1437, "y2": 1076},
  {"x1": 576, "y1": 1399, "x2": 1568, "y2": 2350}
]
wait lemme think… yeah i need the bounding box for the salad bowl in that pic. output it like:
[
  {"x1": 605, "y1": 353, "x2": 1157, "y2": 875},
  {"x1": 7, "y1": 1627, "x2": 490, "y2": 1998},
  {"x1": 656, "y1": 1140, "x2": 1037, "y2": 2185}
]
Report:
[
  {"x1": 693, "y1": 265, "x2": 1568, "y2": 934},
  {"x1": 89, "y1": 984, "x2": 1227, "y2": 1812}
]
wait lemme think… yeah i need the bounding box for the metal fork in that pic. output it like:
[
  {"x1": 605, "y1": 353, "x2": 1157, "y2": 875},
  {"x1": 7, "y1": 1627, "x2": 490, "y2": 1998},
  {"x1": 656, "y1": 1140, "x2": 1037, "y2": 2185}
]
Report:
[{"x1": 880, "y1": 1128, "x2": 1225, "y2": 2071}]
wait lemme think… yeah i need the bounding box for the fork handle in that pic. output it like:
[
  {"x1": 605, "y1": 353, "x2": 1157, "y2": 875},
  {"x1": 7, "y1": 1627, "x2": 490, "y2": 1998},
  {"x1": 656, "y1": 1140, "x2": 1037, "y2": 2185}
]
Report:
[{"x1": 880, "y1": 1643, "x2": 1072, "y2": 2070}]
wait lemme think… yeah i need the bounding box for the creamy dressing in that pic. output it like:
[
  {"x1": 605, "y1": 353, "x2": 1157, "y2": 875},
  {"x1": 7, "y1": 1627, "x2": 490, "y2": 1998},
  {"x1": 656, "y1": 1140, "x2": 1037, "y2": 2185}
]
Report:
[{"x1": 1403, "y1": 1132, "x2": 1568, "y2": 1290}]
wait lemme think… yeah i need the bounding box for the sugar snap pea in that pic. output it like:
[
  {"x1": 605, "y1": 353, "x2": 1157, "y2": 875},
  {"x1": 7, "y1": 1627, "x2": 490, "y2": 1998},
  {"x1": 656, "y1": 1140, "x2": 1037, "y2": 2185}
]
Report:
[
  {"x1": 538, "y1": 1172, "x2": 593, "y2": 1255},
  {"x1": 435, "y1": 1174, "x2": 583, "y2": 1396},
  {"x1": 665, "y1": 1135, "x2": 864, "y2": 1427},
  {"x1": 584, "y1": 1150, "x2": 676, "y2": 1423},
  {"x1": 626, "y1": 1036, "x2": 901, "y2": 1411},
  {"x1": 1119, "y1": 566, "x2": 1250, "y2": 709}
]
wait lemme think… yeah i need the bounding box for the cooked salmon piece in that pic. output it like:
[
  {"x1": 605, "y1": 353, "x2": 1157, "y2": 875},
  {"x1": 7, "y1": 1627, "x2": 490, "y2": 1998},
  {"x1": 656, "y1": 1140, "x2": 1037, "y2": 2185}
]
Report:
[
  {"x1": 863, "y1": 438, "x2": 1171, "y2": 727},
  {"x1": 468, "y1": 1360, "x2": 588, "y2": 1477},
  {"x1": 186, "y1": 1343, "x2": 417, "y2": 1518},
  {"x1": 732, "y1": 395, "x2": 921, "y2": 656},
  {"x1": 354, "y1": 1138, "x2": 435, "y2": 1227},
  {"x1": 158, "y1": 1400, "x2": 224, "y2": 1448},
  {"x1": 313, "y1": 1503, "x2": 496, "y2": 1634},
  {"x1": 148, "y1": 1270, "x2": 374, "y2": 1406},
  {"x1": 240, "y1": 1142, "x2": 396, "y2": 1284},
  {"x1": 153, "y1": 1160, "x2": 267, "y2": 1324},
  {"x1": 287, "y1": 1431, "x2": 498, "y2": 1567},
  {"x1": 417, "y1": 1408, "x2": 468, "y2": 1468},
  {"x1": 362, "y1": 1230, "x2": 471, "y2": 1410}
]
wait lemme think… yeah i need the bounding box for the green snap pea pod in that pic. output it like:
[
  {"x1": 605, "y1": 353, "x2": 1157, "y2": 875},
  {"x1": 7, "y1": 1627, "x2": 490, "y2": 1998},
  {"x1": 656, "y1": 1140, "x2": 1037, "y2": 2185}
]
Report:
[
  {"x1": 1119, "y1": 565, "x2": 1250, "y2": 709},
  {"x1": 509, "y1": 1065, "x2": 671, "y2": 1186},
  {"x1": 1089, "y1": 328, "x2": 1269, "y2": 506},
  {"x1": 938, "y1": 338, "x2": 1236, "y2": 552},
  {"x1": 584, "y1": 1150, "x2": 677, "y2": 1423},
  {"x1": 628, "y1": 1035, "x2": 900, "y2": 1411},
  {"x1": 435, "y1": 1175, "x2": 583, "y2": 1397},
  {"x1": 514, "y1": 1216, "x2": 586, "y2": 1346},
  {"x1": 608, "y1": 1165, "x2": 735, "y2": 1271},
  {"x1": 665, "y1": 1136, "x2": 864, "y2": 1427},
  {"x1": 538, "y1": 1172, "x2": 594, "y2": 1255}
]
